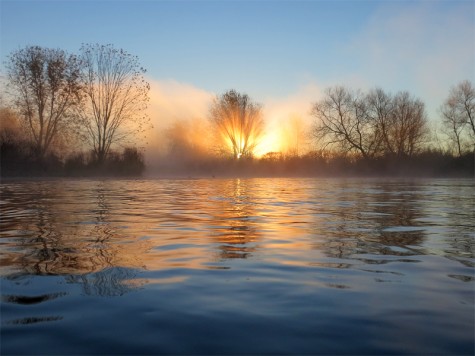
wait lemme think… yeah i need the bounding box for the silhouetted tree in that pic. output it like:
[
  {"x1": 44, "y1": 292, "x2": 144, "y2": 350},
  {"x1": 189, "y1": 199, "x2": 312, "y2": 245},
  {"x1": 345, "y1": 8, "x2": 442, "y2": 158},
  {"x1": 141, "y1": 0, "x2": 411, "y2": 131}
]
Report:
[
  {"x1": 119, "y1": 147, "x2": 145, "y2": 175},
  {"x1": 440, "y1": 80, "x2": 475, "y2": 156},
  {"x1": 441, "y1": 97, "x2": 467, "y2": 157},
  {"x1": 0, "y1": 107, "x2": 28, "y2": 174},
  {"x1": 366, "y1": 88, "x2": 392, "y2": 154},
  {"x1": 312, "y1": 87, "x2": 428, "y2": 159},
  {"x1": 0, "y1": 107, "x2": 23, "y2": 145},
  {"x1": 311, "y1": 86, "x2": 380, "y2": 158},
  {"x1": 386, "y1": 91, "x2": 428, "y2": 157},
  {"x1": 79, "y1": 44, "x2": 150, "y2": 165},
  {"x1": 5, "y1": 46, "x2": 83, "y2": 159},
  {"x1": 210, "y1": 89, "x2": 264, "y2": 159},
  {"x1": 64, "y1": 151, "x2": 88, "y2": 175}
]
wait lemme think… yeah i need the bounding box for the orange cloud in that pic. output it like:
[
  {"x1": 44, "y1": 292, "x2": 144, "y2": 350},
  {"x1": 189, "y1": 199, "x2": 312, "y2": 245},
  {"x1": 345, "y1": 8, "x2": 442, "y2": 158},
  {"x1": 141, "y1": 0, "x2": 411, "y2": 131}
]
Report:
[
  {"x1": 259, "y1": 83, "x2": 323, "y2": 155},
  {"x1": 143, "y1": 80, "x2": 324, "y2": 166},
  {"x1": 144, "y1": 79, "x2": 214, "y2": 164}
]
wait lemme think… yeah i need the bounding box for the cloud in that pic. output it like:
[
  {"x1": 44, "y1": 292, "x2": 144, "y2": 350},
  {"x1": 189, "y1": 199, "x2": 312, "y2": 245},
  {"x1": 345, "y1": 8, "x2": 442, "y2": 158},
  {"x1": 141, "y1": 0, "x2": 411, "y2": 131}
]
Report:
[
  {"x1": 262, "y1": 82, "x2": 323, "y2": 125},
  {"x1": 144, "y1": 79, "x2": 214, "y2": 163},
  {"x1": 347, "y1": 1, "x2": 474, "y2": 119},
  {"x1": 147, "y1": 79, "x2": 214, "y2": 130},
  {"x1": 143, "y1": 79, "x2": 325, "y2": 161},
  {"x1": 257, "y1": 83, "x2": 323, "y2": 155}
]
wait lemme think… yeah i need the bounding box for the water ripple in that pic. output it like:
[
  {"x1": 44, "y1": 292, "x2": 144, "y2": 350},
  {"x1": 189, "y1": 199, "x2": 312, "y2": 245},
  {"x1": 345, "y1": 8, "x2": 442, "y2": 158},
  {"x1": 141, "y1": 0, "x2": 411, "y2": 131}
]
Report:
[{"x1": 0, "y1": 178, "x2": 473, "y2": 354}]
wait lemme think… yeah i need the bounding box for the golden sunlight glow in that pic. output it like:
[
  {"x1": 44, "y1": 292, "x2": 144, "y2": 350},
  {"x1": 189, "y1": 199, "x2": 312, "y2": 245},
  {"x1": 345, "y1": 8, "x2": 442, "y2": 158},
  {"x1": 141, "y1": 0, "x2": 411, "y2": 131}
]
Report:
[{"x1": 254, "y1": 129, "x2": 283, "y2": 157}]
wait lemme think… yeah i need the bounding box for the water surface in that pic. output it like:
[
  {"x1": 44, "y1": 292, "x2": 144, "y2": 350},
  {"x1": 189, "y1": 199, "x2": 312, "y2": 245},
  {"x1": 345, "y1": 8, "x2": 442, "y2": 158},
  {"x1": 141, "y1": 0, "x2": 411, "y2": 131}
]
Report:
[{"x1": 1, "y1": 178, "x2": 474, "y2": 354}]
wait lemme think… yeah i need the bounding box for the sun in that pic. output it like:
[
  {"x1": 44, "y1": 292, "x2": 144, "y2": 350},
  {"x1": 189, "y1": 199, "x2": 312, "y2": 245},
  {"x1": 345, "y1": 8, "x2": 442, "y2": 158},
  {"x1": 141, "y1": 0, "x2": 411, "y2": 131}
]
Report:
[{"x1": 254, "y1": 129, "x2": 283, "y2": 157}]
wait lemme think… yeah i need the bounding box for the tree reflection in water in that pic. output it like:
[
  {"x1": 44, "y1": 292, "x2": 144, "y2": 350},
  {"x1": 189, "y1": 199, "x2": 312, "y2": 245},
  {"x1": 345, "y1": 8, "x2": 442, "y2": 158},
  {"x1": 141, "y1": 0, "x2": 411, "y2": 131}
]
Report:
[
  {"x1": 303, "y1": 179, "x2": 474, "y2": 273},
  {"x1": 308, "y1": 180, "x2": 428, "y2": 260},
  {"x1": 0, "y1": 178, "x2": 473, "y2": 297},
  {"x1": 1, "y1": 178, "x2": 473, "y2": 355},
  {"x1": 0, "y1": 181, "x2": 150, "y2": 296},
  {"x1": 209, "y1": 179, "x2": 260, "y2": 260}
]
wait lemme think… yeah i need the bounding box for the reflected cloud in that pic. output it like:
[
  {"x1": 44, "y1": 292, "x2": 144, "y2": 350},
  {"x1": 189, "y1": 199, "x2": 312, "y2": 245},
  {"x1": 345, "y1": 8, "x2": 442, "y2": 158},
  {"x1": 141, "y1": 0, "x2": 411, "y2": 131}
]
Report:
[
  {"x1": 308, "y1": 180, "x2": 428, "y2": 260},
  {"x1": 1, "y1": 179, "x2": 473, "y2": 355},
  {"x1": 6, "y1": 316, "x2": 63, "y2": 325},
  {"x1": 122, "y1": 275, "x2": 188, "y2": 288},
  {"x1": 1, "y1": 178, "x2": 473, "y2": 299}
]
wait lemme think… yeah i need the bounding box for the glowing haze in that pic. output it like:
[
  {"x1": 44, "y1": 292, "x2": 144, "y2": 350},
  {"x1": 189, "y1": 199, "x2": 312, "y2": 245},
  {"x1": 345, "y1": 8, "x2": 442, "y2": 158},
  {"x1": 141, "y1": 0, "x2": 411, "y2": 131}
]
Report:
[
  {"x1": 145, "y1": 80, "x2": 321, "y2": 162},
  {"x1": 0, "y1": 0, "x2": 473, "y2": 162}
]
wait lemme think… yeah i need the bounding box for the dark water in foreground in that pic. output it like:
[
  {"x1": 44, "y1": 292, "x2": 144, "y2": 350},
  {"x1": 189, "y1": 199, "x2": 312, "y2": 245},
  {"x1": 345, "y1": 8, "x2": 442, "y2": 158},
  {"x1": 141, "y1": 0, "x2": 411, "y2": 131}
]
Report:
[{"x1": 0, "y1": 178, "x2": 474, "y2": 355}]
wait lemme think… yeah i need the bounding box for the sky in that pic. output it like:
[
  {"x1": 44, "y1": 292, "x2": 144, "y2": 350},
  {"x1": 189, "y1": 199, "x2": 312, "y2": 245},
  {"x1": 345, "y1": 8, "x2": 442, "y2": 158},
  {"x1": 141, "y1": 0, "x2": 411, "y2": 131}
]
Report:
[{"x1": 1, "y1": 0, "x2": 474, "y2": 155}]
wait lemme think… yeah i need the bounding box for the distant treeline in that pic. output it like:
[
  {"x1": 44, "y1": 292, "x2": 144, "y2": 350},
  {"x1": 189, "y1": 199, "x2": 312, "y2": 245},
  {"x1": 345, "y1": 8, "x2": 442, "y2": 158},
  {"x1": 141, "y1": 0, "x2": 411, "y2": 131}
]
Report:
[
  {"x1": 1, "y1": 44, "x2": 149, "y2": 177},
  {"x1": 0, "y1": 44, "x2": 474, "y2": 178},
  {"x1": 152, "y1": 151, "x2": 473, "y2": 178},
  {"x1": 2, "y1": 134, "x2": 472, "y2": 177},
  {"x1": 154, "y1": 83, "x2": 474, "y2": 178},
  {"x1": 1, "y1": 138, "x2": 145, "y2": 177}
]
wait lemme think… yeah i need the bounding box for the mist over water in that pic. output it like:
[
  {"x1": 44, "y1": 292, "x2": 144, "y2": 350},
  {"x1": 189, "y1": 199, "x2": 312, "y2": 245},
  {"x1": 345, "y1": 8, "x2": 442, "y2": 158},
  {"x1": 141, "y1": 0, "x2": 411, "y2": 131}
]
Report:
[
  {"x1": 143, "y1": 81, "x2": 318, "y2": 171},
  {"x1": 0, "y1": 178, "x2": 474, "y2": 354}
]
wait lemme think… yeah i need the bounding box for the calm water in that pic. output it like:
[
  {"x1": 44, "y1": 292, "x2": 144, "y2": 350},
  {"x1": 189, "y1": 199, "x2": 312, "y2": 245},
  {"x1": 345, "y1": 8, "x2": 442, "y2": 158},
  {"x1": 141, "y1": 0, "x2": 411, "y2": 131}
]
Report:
[{"x1": 0, "y1": 178, "x2": 474, "y2": 355}]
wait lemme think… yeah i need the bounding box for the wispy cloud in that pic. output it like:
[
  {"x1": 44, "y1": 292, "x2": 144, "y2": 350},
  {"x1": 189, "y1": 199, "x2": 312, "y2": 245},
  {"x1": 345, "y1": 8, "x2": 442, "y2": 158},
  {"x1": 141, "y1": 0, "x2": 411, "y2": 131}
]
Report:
[
  {"x1": 145, "y1": 79, "x2": 214, "y2": 162},
  {"x1": 347, "y1": 1, "x2": 474, "y2": 118},
  {"x1": 143, "y1": 80, "x2": 324, "y2": 161},
  {"x1": 262, "y1": 82, "x2": 322, "y2": 125},
  {"x1": 258, "y1": 83, "x2": 322, "y2": 154},
  {"x1": 147, "y1": 79, "x2": 214, "y2": 129}
]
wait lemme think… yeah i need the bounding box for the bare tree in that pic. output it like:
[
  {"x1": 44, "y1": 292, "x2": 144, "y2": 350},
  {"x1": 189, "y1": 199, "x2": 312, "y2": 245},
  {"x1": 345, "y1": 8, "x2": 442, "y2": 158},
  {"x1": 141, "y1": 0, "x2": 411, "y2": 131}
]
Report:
[
  {"x1": 5, "y1": 46, "x2": 82, "y2": 158},
  {"x1": 79, "y1": 44, "x2": 150, "y2": 164},
  {"x1": 210, "y1": 90, "x2": 264, "y2": 159},
  {"x1": 312, "y1": 86, "x2": 428, "y2": 159},
  {"x1": 441, "y1": 98, "x2": 467, "y2": 156},
  {"x1": 456, "y1": 81, "x2": 475, "y2": 137},
  {"x1": 311, "y1": 86, "x2": 380, "y2": 158},
  {"x1": 440, "y1": 80, "x2": 475, "y2": 156},
  {"x1": 366, "y1": 88, "x2": 393, "y2": 155},
  {"x1": 388, "y1": 91, "x2": 428, "y2": 157}
]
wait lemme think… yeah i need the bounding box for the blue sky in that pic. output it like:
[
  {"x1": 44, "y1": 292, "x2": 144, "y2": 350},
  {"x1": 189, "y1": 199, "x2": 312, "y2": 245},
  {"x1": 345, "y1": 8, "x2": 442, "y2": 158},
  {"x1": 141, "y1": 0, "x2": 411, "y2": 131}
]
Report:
[{"x1": 1, "y1": 0, "x2": 474, "y2": 124}]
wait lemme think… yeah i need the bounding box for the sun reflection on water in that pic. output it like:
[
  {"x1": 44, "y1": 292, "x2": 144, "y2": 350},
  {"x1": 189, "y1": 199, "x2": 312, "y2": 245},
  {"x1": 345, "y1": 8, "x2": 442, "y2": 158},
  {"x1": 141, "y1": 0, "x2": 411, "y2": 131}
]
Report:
[{"x1": 0, "y1": 178, "x2": 473, "y2": 296}]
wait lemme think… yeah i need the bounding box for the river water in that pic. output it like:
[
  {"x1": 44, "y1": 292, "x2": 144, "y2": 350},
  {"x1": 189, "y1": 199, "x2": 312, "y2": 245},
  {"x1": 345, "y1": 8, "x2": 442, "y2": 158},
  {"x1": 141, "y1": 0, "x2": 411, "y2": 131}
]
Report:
[{"x1": 0, "y1": 178, "x2": 474, "y2": 354}]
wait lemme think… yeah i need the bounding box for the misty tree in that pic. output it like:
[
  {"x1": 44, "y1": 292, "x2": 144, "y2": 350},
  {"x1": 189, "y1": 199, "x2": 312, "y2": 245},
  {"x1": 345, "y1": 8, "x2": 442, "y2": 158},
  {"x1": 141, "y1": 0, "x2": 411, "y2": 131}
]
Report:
[
  {"x1": 440, "y1": 80, "x2": 475, "y2": 156},
  {"x1": 312, "y1": 86, "x2": 428, "y2": 158},
  {"x1": 280, "y1": 115, "x2": 309, "y2": 157},
  {"x1": 165, "y1": 118, "x2": 211, "y2": 161},
  {"x1": 5, "y1": 46, "x2": 83, "y2": 158},
  {"x1": 387, "y1": 91, "x2": 428, "y2": 157},
  {"x1": 210, "y1": 89, "x2": 264, "y2": 159},
  {"x1": 365, "y1": 88, "x2": 393, "y2": 154},
  {"x1": 79, "y1": 44, "x2": 150, "y2": 164},
  {"x1": 441, "y1": 96, "x2": 467, "y2": 156},
  {"x1": 366, "y1": 88, "x2": 428, "y2": 157},
  {"x1": 0, "y1": 107, "x2": 23, "y2": 145},
  {"x1": 311, "y1": 86, "x2": 380, "y2": 158}
]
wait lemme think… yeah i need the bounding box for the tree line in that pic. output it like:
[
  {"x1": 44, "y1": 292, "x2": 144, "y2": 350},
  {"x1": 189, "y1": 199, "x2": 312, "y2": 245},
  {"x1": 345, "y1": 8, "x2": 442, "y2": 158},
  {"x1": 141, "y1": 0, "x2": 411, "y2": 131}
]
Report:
[
  {"x1": 312, "y1": 83, "x2": 474, "y2": 160},
  {"x1": 159, "y1": 82, "x2": 473, "y2": 177},
  {"x1": 1, "y1": 44, "x2": 149, "y2": 176},
  {"x1": 1, "y1": 44, "x2": 474, "y2": 177}
]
